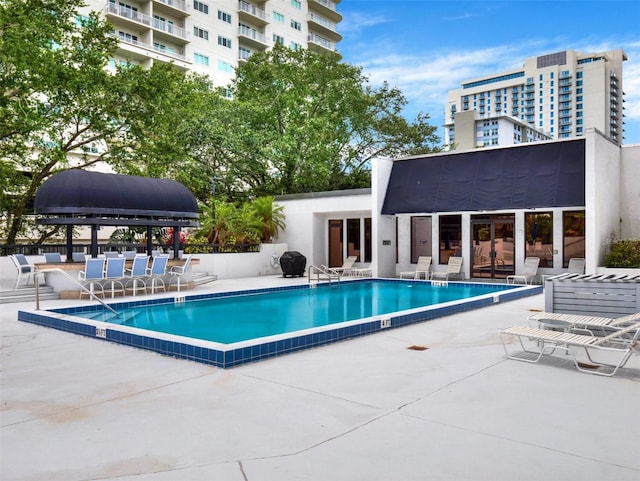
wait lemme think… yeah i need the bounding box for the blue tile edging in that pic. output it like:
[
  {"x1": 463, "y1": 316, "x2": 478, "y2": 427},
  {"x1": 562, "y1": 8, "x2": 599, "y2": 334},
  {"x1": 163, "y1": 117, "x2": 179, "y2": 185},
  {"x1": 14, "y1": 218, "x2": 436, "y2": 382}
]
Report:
[{"x1": 18, "y1": 280, "x2": 541, "y2": 369}]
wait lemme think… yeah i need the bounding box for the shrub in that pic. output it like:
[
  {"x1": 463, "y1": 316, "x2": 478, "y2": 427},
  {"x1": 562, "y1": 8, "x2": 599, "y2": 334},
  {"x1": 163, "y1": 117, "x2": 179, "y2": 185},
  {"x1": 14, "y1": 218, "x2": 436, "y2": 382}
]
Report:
[{"x1": 604, "y1": 239, "x2": 640, "y2": 268}]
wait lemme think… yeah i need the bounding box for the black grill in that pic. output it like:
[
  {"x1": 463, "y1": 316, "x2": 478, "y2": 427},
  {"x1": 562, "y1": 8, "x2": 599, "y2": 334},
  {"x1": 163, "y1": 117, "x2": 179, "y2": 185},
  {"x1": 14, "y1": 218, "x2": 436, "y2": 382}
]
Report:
[{"x1": 279, "y1": 251, "x2": 306, "y2": 277}]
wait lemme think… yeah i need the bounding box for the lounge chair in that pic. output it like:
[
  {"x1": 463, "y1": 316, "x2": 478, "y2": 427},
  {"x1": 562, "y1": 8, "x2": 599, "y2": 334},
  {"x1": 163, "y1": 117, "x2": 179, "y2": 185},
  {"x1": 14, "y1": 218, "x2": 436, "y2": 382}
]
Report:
[
  {"x1": 400, "y1": 256, "x2": 432, "y2": 279},
  {"x1": 104, "y1": 251, "x2": 120, "y2": 258},
  {"x1": 72, "y1": 252, "x2": 86, "y2": 263},
  {"x1": 499, "y1": 321, "x2": 640, "y2": 377},
  {"x1": 333, "y1": 256, "x2": 357, "y2": 276},
  {"x1": 567, "y1": 257, "x2": 585, "y2": 274},
  {"x1": 78, "y1": 258, "x2": 105, "y2": 299},
  {"x1": 168, "y1": 255, "x2": 192, "y2": 292},
  {"x1": 145, "y1": 254, "x2": 169, "y2": 294},
  {"x1": 122, "y1": 250, "x2": 138, "y2": 260},
  {"x1": 529, "y1": 311, "x2": 640, "y2": 334},
  {"x1": 10, "y1": 254, "x2": 39, "y2": 289},
  {"x1": 124, "y1": 255, "x2": 149, "y2": 296},
  {"x1": 506, "y1": 256, "x2": 540, "y2": 284},
  {"x1": 103, "y1": 257, "x2": 126, "y2": 298},
  {"x1": 431, "y1": 256, "x2": 464, "y2": 280},
  {"x1": 44, "y1": 252, "x2": 62, "y2": 263}
]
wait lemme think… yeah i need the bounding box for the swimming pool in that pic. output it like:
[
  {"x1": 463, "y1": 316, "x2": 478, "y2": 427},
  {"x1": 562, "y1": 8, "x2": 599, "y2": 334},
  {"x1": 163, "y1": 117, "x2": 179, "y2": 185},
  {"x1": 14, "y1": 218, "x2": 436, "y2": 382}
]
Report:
[{"x1": 18, "y1": 278, "x2": 541, "y2": 368}]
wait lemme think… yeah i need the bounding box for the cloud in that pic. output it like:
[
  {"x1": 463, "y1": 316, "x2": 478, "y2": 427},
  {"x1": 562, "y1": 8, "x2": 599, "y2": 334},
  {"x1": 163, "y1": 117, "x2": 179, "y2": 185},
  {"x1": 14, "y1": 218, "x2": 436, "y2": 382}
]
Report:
[{"x1": 339, "y1": 12, "x2": 390, "y2": 35}]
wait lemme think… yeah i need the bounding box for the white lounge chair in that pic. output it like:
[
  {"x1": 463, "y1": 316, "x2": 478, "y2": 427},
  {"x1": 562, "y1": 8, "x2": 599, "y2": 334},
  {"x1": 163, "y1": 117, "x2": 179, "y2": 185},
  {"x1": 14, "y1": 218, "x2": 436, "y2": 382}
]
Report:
[
  {"x1": 168, "y1": 255, "x2": 192, "y2": 292},
  {"x1": 103, "y1": 257, "x2": 126, "y2": 298},
  {"x1": 78, "y1": 258, "x2": 105, "y2": 299},
  {"x1": 146, "y1": 255, "x2": 169, "y2": 294},
  {"x1": 333, "y1": 256, "x2": 357, "y2": 276},
  {"x1": 431, "y1": 256, "x2": 464, "y2": 280},
  {"x1": 124, "y1": 255, "x2": 149, "y2": 296},
  {"x1": 567, "y1": 257, "x2": 586, "y2": 274},
  {"x1": 499, "y1": 321, "x2": 640, "y2": 377},
  {"x1": 507, "y1": 256, "x2": 540, "y2": 284},
  {"x1": 10, "y1": 254, "x2": 39, "y2": 288},
  {"x1": 400, "y1": 256, "x2": 432, "y2": 279},
  {"x1": 529, "y1": 311, "x2": 640, "y2": 334}
]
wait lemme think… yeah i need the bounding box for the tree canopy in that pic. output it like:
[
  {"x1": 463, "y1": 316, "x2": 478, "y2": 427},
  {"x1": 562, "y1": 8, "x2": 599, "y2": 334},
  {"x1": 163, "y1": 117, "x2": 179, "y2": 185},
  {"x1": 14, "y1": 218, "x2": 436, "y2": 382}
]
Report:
[{"x1": 1, "y1": 1, "x2": 442, "y2": 244}]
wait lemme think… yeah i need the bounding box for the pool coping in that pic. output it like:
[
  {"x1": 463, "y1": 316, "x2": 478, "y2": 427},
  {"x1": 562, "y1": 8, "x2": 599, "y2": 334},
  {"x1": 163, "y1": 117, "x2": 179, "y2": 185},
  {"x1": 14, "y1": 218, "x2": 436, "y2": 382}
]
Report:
[{"x1": 18, "y1": 278, "x2": 542, "y2": 368}]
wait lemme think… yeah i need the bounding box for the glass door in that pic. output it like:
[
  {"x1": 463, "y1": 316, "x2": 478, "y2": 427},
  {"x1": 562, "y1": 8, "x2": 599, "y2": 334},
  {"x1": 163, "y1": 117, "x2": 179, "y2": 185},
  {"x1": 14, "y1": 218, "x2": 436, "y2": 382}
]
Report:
[
  {"x1": 471, "y1": 215, "x2": 515, "y2": 279},
  {"x1": 328, "y1": 220, "x2": 343, "y2": 268}
]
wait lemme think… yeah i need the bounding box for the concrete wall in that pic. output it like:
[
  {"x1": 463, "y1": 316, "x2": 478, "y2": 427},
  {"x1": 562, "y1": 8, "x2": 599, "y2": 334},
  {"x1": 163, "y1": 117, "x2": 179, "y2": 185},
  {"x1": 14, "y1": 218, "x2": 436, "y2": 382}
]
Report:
[
  {"x1": 620, "y1": 143, "x2": 640, "y2": 239},
  {"x1": 584, "y1": 129, "x2": 623, "y2": 271},
  {"x1": 275, "y1": 190, "x2": 372, "y2": 269},
  {"x1": 371, "y1": 157, "x2": 396, "y2": 277}
]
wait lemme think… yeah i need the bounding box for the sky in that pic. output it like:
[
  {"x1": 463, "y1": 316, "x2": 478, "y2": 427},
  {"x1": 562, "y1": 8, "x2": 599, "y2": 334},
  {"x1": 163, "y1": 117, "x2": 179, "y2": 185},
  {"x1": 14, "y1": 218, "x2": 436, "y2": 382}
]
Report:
[{"x1": 336, "y1": 0, "x2": 640, "y2": 145}]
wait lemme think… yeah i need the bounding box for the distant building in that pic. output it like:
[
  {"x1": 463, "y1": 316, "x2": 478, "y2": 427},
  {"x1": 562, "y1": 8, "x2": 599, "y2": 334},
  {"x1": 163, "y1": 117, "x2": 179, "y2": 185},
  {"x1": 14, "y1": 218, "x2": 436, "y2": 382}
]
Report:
[
  {"x1": 83, "y1": 0, "x2": 342, "y2": 88},
  {"x1": 445, "y1": 49, "x2": 627, "y2": 147},
  {"x1": 448, "y1": 110, "x2": 551, "y2": 150}
]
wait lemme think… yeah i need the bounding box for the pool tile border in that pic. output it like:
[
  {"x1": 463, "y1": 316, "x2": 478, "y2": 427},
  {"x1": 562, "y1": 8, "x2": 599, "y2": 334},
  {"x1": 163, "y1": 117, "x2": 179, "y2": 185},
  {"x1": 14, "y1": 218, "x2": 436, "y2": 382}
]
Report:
[{"x1": 18, "y1": 279, "x2": 541, "y2": 368}]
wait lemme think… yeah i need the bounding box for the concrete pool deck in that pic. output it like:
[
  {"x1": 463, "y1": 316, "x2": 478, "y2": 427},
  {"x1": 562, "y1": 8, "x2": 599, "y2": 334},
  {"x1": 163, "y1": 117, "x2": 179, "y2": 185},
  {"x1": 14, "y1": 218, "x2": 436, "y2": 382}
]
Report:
[{"x1": 2, "y1": 275, "x2": 639, "y2": 480}]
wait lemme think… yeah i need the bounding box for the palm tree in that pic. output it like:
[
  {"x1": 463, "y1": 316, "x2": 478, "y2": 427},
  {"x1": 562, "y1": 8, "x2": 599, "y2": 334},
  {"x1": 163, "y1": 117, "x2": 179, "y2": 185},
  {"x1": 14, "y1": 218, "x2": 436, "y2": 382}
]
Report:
[{"x1": 251, "y1": 196, "x2": 286, "y2": 242}]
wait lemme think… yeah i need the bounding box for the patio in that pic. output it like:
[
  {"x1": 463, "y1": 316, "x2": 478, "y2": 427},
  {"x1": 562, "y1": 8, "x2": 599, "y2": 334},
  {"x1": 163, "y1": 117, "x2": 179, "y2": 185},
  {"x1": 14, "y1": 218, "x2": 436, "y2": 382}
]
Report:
[{"x1": 1, "y1": 276, "x2": 639, "y2": 480}]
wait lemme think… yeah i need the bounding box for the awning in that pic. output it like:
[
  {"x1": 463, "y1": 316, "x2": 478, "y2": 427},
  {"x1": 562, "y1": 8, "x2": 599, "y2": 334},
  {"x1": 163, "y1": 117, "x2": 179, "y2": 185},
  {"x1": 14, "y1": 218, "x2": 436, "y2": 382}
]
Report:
[{"x1": 381, "y1": 139, "x2": 585, "y2": 214}]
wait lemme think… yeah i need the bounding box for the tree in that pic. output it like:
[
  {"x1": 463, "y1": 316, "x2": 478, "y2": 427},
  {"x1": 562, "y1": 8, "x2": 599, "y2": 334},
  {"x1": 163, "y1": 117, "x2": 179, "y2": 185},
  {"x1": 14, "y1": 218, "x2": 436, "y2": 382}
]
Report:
[
  {"x1": 250, "y1": 196, "x2": 285, "y2": 242},
  {"x1": 217, "y1": 45, "x2": 441, "y2": 197},
  {"x1": 0, "y1": 0, "x2": 215, "y2": 243}
]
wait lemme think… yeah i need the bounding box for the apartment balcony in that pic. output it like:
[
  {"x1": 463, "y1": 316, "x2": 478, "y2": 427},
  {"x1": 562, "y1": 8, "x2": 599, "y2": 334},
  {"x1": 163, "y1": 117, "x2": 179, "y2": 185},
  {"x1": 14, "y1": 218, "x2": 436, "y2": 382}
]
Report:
[
  {"x1": 559, "y1": 79, "x2": 572, "y2": 87},
  {"x1": 525, "y1": 85, "x2": 534, "y2": 93},
  {"x1": 106, "y1": 3, "x2": 188, "y2": 42},
  {"x1": 308, "y1": 32, "x2": 336, "y2": 53},
  {"x1": 154, "y1": 0, "x2": 189, "y2": 17},
  {"x1": 559, "y1": 95, "x2": 571, "y2": 102},
  {"x1": 238, "y1": 47, "x2": 253, "y2": 62},
  {"x1": 307, "y1": 12, "x2": 342, "y2": 41},
  {"x1": 559, "y1": 71, "x2": 571, "y2": 79},
  {"x1": 238, "y1": 25, "x2": 268, "y2": 49},
  {"x1": 309, "y1": 0, "x2": 342, "y2": 23},
  {"x1": 559, "y1": 111, "x2": 571, "y2": 119},
  {"x1": 238, "y1": 1, "x2": 267, "y2": 26},
  {"x1": 115, "y1": 34, "x2": 190, "y2": 69}
]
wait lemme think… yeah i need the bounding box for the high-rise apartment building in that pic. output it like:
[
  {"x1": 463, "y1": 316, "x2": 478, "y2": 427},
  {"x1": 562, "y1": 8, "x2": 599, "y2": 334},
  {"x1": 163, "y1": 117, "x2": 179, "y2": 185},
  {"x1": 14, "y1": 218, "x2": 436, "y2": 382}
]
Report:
[
  {"x1": 445, "y1": 49, "x2": 627, "y2": 147},
  {"x1": 84, "y1": 0, "x2": 342, "y2": 87}
]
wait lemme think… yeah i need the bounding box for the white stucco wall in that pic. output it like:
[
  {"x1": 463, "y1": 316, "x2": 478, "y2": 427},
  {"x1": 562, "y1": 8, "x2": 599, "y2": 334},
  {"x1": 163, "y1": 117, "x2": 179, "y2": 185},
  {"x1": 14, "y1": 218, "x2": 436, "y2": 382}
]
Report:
[
  {"x1": 371, "y1": 157, "x2": 396, "y2": 278},
  {"x1": 584, "y1": 129, "x2": 622, "y2": 271},
  {"x1": 275, "y1": 190, "x2": 372, "y2": 270},
  {"x1": 620, "y1": 143, "x2": 640, "y2": 239}
]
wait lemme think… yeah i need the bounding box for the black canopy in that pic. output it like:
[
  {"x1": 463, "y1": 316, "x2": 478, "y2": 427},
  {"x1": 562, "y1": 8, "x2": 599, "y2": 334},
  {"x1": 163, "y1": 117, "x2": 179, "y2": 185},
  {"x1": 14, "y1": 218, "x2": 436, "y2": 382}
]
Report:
[
  {"x1": 382, "y1": 139, "x2": 585, "y2": 214},
  {"x1": 35, "y1": 170, "x2": 199, "y2": 259},
  {"x1": 35, "y1": 169, "x2": 199, "y2": 226}
]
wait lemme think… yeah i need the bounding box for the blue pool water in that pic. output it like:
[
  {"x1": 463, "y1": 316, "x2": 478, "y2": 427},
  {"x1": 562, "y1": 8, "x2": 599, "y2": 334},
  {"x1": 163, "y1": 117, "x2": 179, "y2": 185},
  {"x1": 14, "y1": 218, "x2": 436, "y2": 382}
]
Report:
[
  {"x1": 19, "y1": 279, "x2": 541, "y2": 368},
  {"x1": 79, "y1": 280, "x2": 510, "y2": 344}
]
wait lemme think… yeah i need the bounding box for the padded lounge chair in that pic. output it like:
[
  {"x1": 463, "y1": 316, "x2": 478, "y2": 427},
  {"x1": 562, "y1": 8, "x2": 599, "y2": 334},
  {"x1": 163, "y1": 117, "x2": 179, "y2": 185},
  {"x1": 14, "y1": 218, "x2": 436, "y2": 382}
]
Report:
[
  {"x1": 78, "y1": 258, "x2": 105, "y2": 299},
  {"x1": 103, "y1": 257, "x2": 126, "y2": 298},
  {"x1": 124, "y1": 255, "x2": 149, "y2": 296},
  {"x1": 400, "y1": 256, "x2": 432, "y2": 280},
  {"x1": 44, "y1": 252, "x2": 62, "y2": 263},
  {"x1": 333, "y1": 256, "x2": 357, "y2": 276},
  {"x1": 10, "y1": 254, "x2": 38, "y2": 289},
  {"x1": 507, "y1": 257, "x2": 540, "y2": 284},
  {"x1": 168, "y1": 255, "x2": 192, "y2": 292},
  {"x1": 146, "y1": 255, "x2": 169, "y2": 294},
  {"x1": 72, "y1": 252, "x2": 86, "y2": 263},
  {"x1": 567, "y1": 257, "x2": 586, "y2": 274},
  {"x1": 529, "y1": 311, "x2": 640, "y2": 334},
  {"x1": 499, "y1": 321, "x2": 640, "y2": 377},
  {"x1": 431, "y1": 256, "x2": 464, "y2": 280}
]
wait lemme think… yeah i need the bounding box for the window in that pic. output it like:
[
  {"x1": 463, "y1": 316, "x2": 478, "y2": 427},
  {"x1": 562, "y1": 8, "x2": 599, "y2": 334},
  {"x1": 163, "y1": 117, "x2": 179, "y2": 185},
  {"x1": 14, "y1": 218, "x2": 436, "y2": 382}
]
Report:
[
  {"x1": 438, "y1": 215, "x2": 461, "y2": 264},
  {"x1": 411, "y1": 217, "x2": 432, "y2": 264},
  {"x1": 291, "y1": 0, "x2": 301, "y2": 8},
  {"x1": 193, "y1": 26, "x2": 209, "y2": 40},
  {"x1": 347, "y1": 219, "x2": 361, "y2": 262},
  {"x1": 193, "y1": 53, "x2": 209, "y2": 66},
  {"x1": 525, "y1": 212, "x2": 553, "y2": 267},
  {"x1": 217, "y1": 60, "x2": 233, "y2": 73},
  {"x1": 563, "y1": 211, "x2": 585, "y2": 267},
  {"x1": 273, "y1": 34, "x2": 284, "y2": 45},
  {"x1": 218, "y1": 10, "x2": 231, "y2": 23},
  {"x1": 218, "y1": 35, "x2": 232, "y2": 48},
  {"x1": 290, "y1": 41, "x2": 302, "y2": 50},
  {"x1": 291, "y1": 19, "x2": 301, "y2": 31},
  {"x1": 193, "y1": 0, "x2": 208, "y2": 14},
  {"x1": 273, "y1": 11, "x2": 284, "y2": 23}
]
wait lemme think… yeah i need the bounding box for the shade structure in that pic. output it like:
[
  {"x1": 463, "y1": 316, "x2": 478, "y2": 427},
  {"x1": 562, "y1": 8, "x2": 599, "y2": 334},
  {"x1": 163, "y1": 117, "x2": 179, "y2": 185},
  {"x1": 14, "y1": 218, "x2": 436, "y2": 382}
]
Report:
[{"x1": 35, "y1": 170, "x2": 199, "y2": 227}]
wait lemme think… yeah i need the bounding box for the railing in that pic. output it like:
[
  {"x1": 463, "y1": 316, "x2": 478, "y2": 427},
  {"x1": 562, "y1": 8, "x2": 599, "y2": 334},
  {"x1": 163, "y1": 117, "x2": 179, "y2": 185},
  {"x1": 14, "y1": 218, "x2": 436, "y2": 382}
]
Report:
[
  {"x1": 307, "y1": 33, "x2": 334, "y2": 50},
  {"x1": 308, "y1": 12, "x2": 337, "y2": 31},
  {"x1": 155, "y1": 0, "x2": 189, "y2": 13},
  {"x1": 34, "y1": 267, "x2": 118, "y2": 315},
  {"x1": 308, "y1": 264, "x2": 340, "y2": 284},
  {"x1": 106, "y1": 3, "x2": 188, "y2": 40},
  {"x1": 238, "y1": 0, "x2": 266, "y2": 20},
  {"x1": 0, "y1": 243, "x2": 261, "y2": 256}
]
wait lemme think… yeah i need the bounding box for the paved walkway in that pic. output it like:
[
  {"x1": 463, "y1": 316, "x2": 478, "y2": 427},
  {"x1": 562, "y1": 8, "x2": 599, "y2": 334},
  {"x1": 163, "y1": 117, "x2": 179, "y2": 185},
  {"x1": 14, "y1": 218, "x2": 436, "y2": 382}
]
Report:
[{"x1": 1, "y1": 276, "x2": 639, "y2": 480}]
